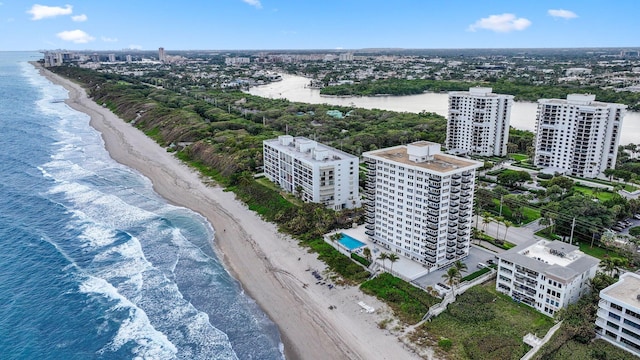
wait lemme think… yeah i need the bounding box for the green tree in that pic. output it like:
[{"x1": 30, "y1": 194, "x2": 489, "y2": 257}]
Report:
[
  {"x1": 442, "y1": 267, "x2": 461, "y2": 296},
  {"x1": 388, "y1": 253, "x2": 400, "y2": 274},
  {"x1": 362, "y1": 247, "x2": 372, "y2": 263}
]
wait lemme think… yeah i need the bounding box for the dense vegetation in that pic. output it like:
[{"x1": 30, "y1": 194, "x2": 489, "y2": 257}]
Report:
[
  {"x1": 320, "y1": 78, "x2": 640, "y2": 110},
  {"x1": 360, "y1": 273, "x2": 438, "y2": 324},
  {"x1": 410, "y1": 284, "x2": 554, "y2": 360}
]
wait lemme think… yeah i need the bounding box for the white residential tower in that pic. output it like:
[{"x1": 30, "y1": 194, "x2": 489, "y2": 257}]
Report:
[
  {"x1": 446, "y1": 87, "x2": 513, "y2": 157},
  {"x1": 263, "y1": 135, "x2": 360, "y2": 210},
  {"x1": 533, "y1": 94, "x2": 626, "y2": 178},
  {"x1": 363, "y1": 141, "x2": 482, "y2": 268}
]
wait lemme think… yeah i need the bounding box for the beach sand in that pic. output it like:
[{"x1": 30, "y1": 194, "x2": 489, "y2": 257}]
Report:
[{"x1": 37, "y1": 64, "x2": 425, "y2": 360}]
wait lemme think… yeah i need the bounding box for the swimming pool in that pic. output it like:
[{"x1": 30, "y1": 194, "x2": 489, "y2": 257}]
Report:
[{"x1": 338, "y1": 233, "x2": 366, "y2": 251}]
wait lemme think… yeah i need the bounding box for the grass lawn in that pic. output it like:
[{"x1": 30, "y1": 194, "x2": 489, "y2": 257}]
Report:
[
  {"x1": 577, "y1": 242, "x2": 625, "y2": 261},
  {"x1": 490, "y1": 199, "x2": 541, "y2": 225},
  {"x1": 409, "y1": 282, "x2": 554, "y2": 360},
  {"x1": 510, "y1": 153, "x2": 528, "y2": 162},
  {"x1": 573, "y1": 176, "x2": 639, "y2": 192},
  {"x1": 572, "y1": 185, "x2": 615, "y2": 201}
]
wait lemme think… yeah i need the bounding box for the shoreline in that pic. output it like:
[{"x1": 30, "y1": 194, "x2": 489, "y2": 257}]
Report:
[{"x1": 35, "y1": 64, "x2": 423, "y2": 360}]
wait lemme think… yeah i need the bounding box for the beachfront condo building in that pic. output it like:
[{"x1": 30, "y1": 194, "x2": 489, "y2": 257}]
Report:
[
  {"x1": 263, "y1": 135, "x2": 360, "y2": 210},
  {"x1": 533, "y1": 94, "x2": 626, "y2": 178},
  {"x1": 595, "y1": 272, "x2": 640, "y2": 357},
  {"x1": 362, "y1": 141, "x2": 482, "y2": 268},
  {"x1": 496, "y1": 239, "x2": 599, "y2": 317},
  {"x1": 446, "y1": 87, "x2": 513, "y2": 157}
]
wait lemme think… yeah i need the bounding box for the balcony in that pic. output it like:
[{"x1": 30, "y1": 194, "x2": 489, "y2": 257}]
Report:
[
  {"x1": 448, "y1": 234, "x2": 457, "y2": 241},
  {"x1": 447, "y1": 241, "x2": 456, "y2": 247},
  {"x1": 456, "y1": 250, "x2": 466, "y2": 256},
  {"x1": 448, "y1": 228, "x2": 457, "y2": 235},
  {"x1": 450, "y1": 202, "x2": 459, "y2": 208},
  {"x1": 462, "y1": 178, "x2": 471, "y2": 184},
  {"x1": 452, "y1": 174, "x2": 461, "y2": 180},
  {"x1": 429, "y1": 183, "x2": 442, "y2": 189},
  {"x1": 427, "y1": 203, "x2": 440, "y2": 210},
  {"x1": 365, "y1": 230, "x2": 374, "y2": 236},
  {"x1": 423, "y1": 242, "x2": 437, "y2": 250},
  {"x1": 365, "y1": 223, "x2": 375, "y2": 230},
  {"x1": 446, "y1": 254, "x2": 455, "y2": 260},
  {"x1": 447, "y1": 248, "x2": 455, "y2": 253},
  {"x1": 425, "y1": 256, "x2": 436, "y2": 264},
  {"x1": 456, "y1": 243, "x2": 466, "y2": 249}
]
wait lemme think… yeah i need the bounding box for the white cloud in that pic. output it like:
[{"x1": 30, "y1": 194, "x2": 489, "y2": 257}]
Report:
[
  {"x1": 27, "y1": 4, "x2": 73, "y2": 20},
  {"x1": 72, "y1": 14, "x2": 87, "y2": 22},
  {"x1": 128, "y1": 44, "x2": 143, "y2": 50},
  {"x1": 101, "y1": 36, "x2": 118, "y2": 42},
  {"x1": 468, "y1": 13, "x2": 531, "y2": 33},
  {"x1": 548, "y1": 9, "x2": 578, "y2": 20},
  {"x1": 242, "y1": 0, "x2": 262, "y2": 9},
  {"x1": 56, "y1": 29, "x2": 95, "y2": 43}
]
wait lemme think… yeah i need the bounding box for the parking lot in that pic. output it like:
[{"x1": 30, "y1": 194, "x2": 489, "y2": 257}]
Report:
[
  {"x1": 611, "y1": 215, "x2": 640, "y2": 235},
  {"x1": 411, "y1": 245, "x2": 498, "y2": 290}
]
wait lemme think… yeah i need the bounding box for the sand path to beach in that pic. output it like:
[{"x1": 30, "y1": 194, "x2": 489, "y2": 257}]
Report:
[{"x1": 38, "y1": 64, "x2": 423, "y2": 360}]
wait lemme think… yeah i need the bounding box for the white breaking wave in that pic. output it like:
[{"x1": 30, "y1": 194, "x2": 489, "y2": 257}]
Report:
[{"x1": 80, "y1": 276, "x2": 178, "y2": 359}]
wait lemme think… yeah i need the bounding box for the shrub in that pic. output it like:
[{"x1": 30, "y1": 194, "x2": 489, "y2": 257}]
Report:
[
  {"x1": 537, "y1": 172, "x2": 553, "y2": 179},
  {"x1": 438, "y1": 338, "x2": 452, "y2": 351},
  {"x1": 351, "y1": 253, "x2": 371, "y2": 267}
]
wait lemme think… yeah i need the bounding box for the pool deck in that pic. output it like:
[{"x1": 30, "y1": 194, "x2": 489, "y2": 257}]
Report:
[
  {"x1": 329, "y1": 226, "x2": 429, "y2": 280},
  {"x1": 327, "y1": 225, "x2": 500, "y2": 287}
]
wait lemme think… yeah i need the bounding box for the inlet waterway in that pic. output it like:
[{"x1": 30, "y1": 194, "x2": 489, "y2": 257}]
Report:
[{"x1": 248, "y1": 74, "x2": 640, "y2": 146}]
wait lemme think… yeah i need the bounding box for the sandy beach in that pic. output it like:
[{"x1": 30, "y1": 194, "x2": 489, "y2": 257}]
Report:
[{"x1": 36, "y1": 64, "x2": 424, "y2": 360}]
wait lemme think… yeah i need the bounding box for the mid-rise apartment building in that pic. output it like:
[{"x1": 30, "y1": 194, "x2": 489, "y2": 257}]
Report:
[
  {"x1": 263, "y1": 135, "x2": 360, "y2": 210},
  {"x1": 534, "y1": 94, "x2": 626, "y2": 178},
  {"x1": 446, "y1": 87, "x2": 513, "y2": 157},
  {"x1": 362, "y1": 141, "x2": 482, "y2": 268},
  {"x1": 596, "y1": 272, "x2": 640, "y2": 357},
  {"x1": 496, "y1": 239, "x2": 599, "y2": 317}
]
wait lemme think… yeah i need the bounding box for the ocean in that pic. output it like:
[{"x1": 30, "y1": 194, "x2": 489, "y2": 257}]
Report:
[{"x1": 0, "y1": 52, "x2": 284, "y2": 359}]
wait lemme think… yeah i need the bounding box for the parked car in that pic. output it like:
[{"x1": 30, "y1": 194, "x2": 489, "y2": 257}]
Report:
[
  {"x1": 612, "y1": 226, "x2": 623, "y2": 232},
  {"x1": 634, "y1": 214, "x2": 640, "y2": 220}
]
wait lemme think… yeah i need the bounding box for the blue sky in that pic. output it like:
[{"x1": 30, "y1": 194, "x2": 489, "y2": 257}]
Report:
[{"x1": 1, "y1": 1, "x2": 638, "y2": 51}]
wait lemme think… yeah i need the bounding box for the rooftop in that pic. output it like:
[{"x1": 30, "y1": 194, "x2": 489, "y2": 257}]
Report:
[
  {"x1": 264, "y1": 135, "x2": 357, "y2": 163},
  {"x1": 363, "y1": 141, "x2": 482, "y2": 175},
  {"x1": 498, "y1": 239, "x2": 600, "y2": 281},
  {"x1": 601, "y1": 272, "x2": 640, "y2": 310},
  {"x1": 539, "y1": 94, "x2": 627, "y2": 108}
]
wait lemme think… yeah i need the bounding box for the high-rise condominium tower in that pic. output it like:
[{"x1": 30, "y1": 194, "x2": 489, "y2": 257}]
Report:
[
  {"x1": 363, "y1": 141, "x2": 482, "y2": 269},
  {"x1": 446, "y1": 87, "x2": 513, "y2": 157},
  {"x1": 534, "y1": 94, "x2": 626, "y2": 178}
]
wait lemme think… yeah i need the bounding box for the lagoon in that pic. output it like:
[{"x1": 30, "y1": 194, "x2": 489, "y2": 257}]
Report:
[{"x1": 248, "y1": 74, "x2": 640, "y2": 145}]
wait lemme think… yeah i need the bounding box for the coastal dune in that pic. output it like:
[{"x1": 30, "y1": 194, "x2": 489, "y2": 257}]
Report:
[{"x1": 38, "y1": 65, "x2": 422, "y2": 360}]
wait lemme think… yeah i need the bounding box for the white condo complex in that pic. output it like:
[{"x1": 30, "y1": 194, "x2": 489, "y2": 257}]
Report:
[
  {"x1": 263, "y1": 135, "x2": 360, "y2": 210},
  {"x1": 534, "y1": 94, "x2": 626, "y2": 178},
  {"x1": 446, "y1": 87, "x2": 513, "y2": 157},
  {"x1": 596, "y1": 272, "x2": 640, "y2": 357},
  {"x1": 362, "y1": 141, "x2": 482, "y2": 268},
  {"x1": 496, "y1": 239, "x2": 599, "y2": 317}
]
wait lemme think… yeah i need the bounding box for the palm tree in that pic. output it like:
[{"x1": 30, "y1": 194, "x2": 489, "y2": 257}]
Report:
[
  {"x1": 482, "y1": 213, "x2": 491, "y2": 232},
  {"x1": 378, "y1": 252, "x2": 389, "y2": 270},
  {"x1": 503, "y1": 220, "x2": 513, "y2": 241},
  {"x1": 388, "y1": 253, "x2": 400, "y2": 274},
  {"x1": 362, "y1": 247, "x2": 372, "y2": 263},
  {"x1": 600, "y1": 257, "x2": 616, "y2": 277},
  {"x1": 442, "y1": 267, "x2": 461, "y2": 296},
  {"x1": 453, "y1": 260, "x2": 468, "y2": 275},
  {"x1": 495, "y1": 216, "x2": 504, "y2": 240}
]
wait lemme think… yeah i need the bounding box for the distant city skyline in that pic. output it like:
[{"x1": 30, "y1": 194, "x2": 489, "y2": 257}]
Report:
[{"x1": 1, "y1": 1, "x2": 638, "y2": 51}]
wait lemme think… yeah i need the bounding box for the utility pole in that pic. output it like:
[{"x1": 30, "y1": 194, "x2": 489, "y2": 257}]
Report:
[{"x1": 569, "y1": 217, "x2": 576, "y2": 244}]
